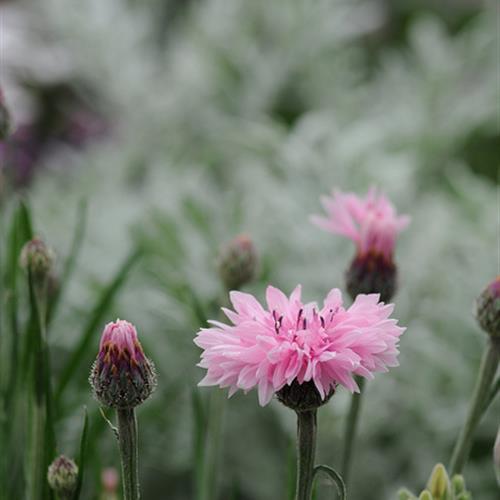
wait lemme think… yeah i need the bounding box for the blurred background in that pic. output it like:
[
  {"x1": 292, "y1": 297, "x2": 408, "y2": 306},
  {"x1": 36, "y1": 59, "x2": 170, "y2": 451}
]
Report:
[{"x1": 0, "y1": 0, "x2": 498, "y2": 498}]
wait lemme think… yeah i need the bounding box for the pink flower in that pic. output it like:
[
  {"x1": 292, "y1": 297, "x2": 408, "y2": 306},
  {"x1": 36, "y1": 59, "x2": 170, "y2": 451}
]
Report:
[
  {"x1": 194, "y1": 286, "x2": 405, "y2": 406},
  {"x1": 90, "y1": 319, "x2": 156, "y2": 409},
  {"x1": 311, "y1": 187, "x2": 410, "y2": 260}
]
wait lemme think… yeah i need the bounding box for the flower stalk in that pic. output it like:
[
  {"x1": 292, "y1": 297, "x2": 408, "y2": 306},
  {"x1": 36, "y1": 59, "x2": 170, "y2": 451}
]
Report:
[
  {"x1": 449, "y1": 339, "x2": 499, "y2": 475},
  {"x1": 341, "y1": 376, "x2": 365, "y2": 483},
  {"x1": 117, "y1": 408, "x2": 140, "y2": 500},
  {"x1": 295, "y1": 410, "x2": 317, "y2": 500}
]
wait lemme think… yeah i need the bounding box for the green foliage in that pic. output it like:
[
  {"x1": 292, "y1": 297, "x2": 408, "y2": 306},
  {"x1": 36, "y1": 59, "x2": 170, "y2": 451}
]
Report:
[
  {"x1": 1, "y1": 0, "x2": 498, "y2": 498},
  {"x1": 397, "y1": 463, "x2": 472, "y2": 500}
]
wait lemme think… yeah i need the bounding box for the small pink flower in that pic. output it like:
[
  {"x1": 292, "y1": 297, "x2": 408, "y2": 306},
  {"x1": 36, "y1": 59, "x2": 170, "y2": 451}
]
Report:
[
  {"x1": 311, "y1": 187, "x2": 410, "y2": 260},
  {"x1": 90, "y1": 319, "x2": 156, "y2": 409},
  {"x1": 194, "y1": 285, "x2": 405, "y2": 406}
]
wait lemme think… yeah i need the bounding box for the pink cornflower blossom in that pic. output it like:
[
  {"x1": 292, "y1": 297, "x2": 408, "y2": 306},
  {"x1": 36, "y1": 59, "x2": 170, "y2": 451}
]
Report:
[
  {"x1": 311, "y1": 187, "x2": 410, "y2": 260},
  {"x1": 194, "y1": 285, "x2": 405, "y2": 406}
]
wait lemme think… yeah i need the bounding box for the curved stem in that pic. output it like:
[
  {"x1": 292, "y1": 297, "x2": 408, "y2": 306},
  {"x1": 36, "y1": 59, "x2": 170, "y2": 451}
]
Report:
[
  {"x1": 341, "y1": 376, "x2": 365, "y2": 485},
  {"x1": 313, "y1": 465, "x2": 347, "y2": 499},
  {"x1": 117, "y1": 408, "x2": 140, "y2": 500},
  {"x1": 449, "y1": 340, "x2": 499, "y2": 475},
  {"x1": 295, "y1": 410, "x2": 317, "y2": 500}
]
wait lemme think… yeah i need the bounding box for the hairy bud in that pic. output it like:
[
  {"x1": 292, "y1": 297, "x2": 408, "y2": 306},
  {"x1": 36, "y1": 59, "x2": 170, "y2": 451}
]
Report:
[
  {"x1": 90, "y1": 320, "x2": 156, "y2": 409},
  {"x1": 47, "y1": 455, "x2": 78, "y2": 499},
  {"x1": 217, "y1": 234, "x2": 257, "y2": 290}
]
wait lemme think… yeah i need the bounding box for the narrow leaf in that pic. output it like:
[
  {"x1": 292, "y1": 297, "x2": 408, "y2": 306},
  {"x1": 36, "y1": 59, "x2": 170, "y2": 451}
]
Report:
[
  {"x1": 47, "y1": 199, "x2": 87, "y2": 325},
  {"x1": 313, "y1": 464, "x2": 347, "y2": 500},
  {"x1": 55, "y1": 248, "x2": 141, "y2": 402},
  {"x1": 73, "y1": 407, "x2": 89, "y2": 500}
]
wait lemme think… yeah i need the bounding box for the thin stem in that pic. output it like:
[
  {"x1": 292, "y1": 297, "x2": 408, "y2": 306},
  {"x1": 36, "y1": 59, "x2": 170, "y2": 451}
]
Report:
[
  {"x1": 341, "y1": 376, "x2": 365, "y2": 485},
  {"x1": 198, "y1": 293, "x2": 231, "y2": 500},
  {"x1": 117, "y1": 408, "x2": 140, "y2": 500},
  {"x1": 449, "y1": 340, "x2": 499, "y2": 475},
  {"x1": 27, "y1": 272, "x2": 51, "y2": 500},
  {"x1": 295, "y1": 410, "x2": 317, "y2": 500},
  {"x1": 199, "y1": 389, "x2": 226, "y2": 500}
]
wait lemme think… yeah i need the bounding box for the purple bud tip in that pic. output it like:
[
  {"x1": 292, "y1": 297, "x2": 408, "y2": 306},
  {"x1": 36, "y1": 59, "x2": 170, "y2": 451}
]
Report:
[
  {"x1": 477, "y1": 276, "x2": 500, "y2": 338},
  {"x1": 90, "y1": 319, "x2": 156, "y2": 409},
  {"x1": 47, "y1": 455, "x2": 78, "y2": 497}
]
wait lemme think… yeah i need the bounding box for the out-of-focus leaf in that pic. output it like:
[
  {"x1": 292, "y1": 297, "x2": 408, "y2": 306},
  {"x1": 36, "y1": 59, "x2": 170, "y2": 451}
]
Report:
[
  {"x1": 55, "y1": 247, "x2": 141, "y2": 403},
  {"x1": 47, "y1": 199, "x2": 88, "y2": 325},
  {"x1": 72, "y1": 407, "x2": 89, "y2": 500},
  {"x1": 192, "y1": 387, "x2": 206, "y2": 498}
]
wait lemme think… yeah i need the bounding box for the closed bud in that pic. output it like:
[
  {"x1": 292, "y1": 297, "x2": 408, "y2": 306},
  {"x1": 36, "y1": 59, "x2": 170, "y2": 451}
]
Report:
[
  {"x1": 451, "y1": 474, "x2": 466, "y2": 496},
  {"x1": 217, "y1": 234, "x2": 257, "y2": 291},
  {"x1": 90, "y1": 319, "x2": 156, "y2": 409},
  {"x1": 427, "y1": 463, "x2": 450, "y2": 500},
  {"x1": 47, "y1": 455, "x2": 78, "y2": 499},
  {"x1": 20, "y1": 238, "x2": 54, "y2": 283},
  {"x1": 476, "y1": 276, "x2": 500, "y2": 338},
  {"x1": 346, "y1": 251, "x2": 397, "y2": 303},
  {"x1": 0, "y1": 88, "x2": 11, "y2": 140},
  {"x1": 397, "y1": 488, "x2": 417, "y2": 500},
  {"x1": 418, "y1": 490, "x2": 433, "y2": 500}
]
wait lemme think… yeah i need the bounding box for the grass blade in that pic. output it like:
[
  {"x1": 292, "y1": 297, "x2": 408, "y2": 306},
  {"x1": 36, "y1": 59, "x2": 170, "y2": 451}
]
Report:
[
  {"x1": 72, "y1": 407, "x2": 89, "y2": 500},
  {"x1": 47, "y1": 199, "x2": 88, "y2": 326},
  {"x1": 55, "y1": 247, "x2": 142, "y2": 403}
]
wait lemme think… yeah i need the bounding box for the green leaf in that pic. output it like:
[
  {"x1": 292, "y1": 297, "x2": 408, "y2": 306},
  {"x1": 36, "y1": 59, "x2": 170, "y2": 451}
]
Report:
[
  {"x1": 313, "y1": 464, "x2": 347, "y2": 500},
  {"x1": 47, "y1": 199, "x2": 87, "y2": 326},
  {"x1": 55, "y1": 247, "x2": 142, "y2": 403},
  {"x1": 72, "y1": 407, "x2": 89, "y2": 500},
  {"x1": 192, "y1": 388, "x2": 206, "y2": 497},
  {"x1": 4, "y1": 200, "x2": 34, "y2": 400}
]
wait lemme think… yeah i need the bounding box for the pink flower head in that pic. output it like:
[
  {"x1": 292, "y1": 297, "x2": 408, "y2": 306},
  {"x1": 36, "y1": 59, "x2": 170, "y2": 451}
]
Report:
[
  {"x1": 194, "y1": 285, "x2": 405, "y2": 406},
  {"x1": 90, "y1": 319, "x2": 156, "y2": 409},
  {"x1": 311, "y1": 187, "x2": 410, "y2": 260}
]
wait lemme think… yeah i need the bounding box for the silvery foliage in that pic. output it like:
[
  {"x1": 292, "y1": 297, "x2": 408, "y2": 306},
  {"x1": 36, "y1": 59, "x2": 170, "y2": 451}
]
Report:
[{"x1": 17, "y1": 0, "x2": 499, "y2": 497}]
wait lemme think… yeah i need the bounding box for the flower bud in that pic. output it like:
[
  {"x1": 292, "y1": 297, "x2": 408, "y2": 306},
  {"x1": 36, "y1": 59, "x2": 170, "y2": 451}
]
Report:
[
  {"x1": 20, "y1": 238, "x2": 54, "y2": 283},
  {"x1": 47, "y1": 455, "x2": 78, "y2": 498},
  {"x1": 90, "y1": 319, "x2": 156, "y2": 409},
  {"x1": 427, "y1": 463, "x2": 450, "y2": 500},
  {"x1": 276, "y1": 380, "x2": 335, "y2": 412},
  {"x1": 476, "y1": 276, "x2": 500, "y2": 338},
  {"x1": 346, "y1": 251, "x2": 397, "y2": 302},
  {"x1": 451, "y1": 474, "x2": 466, "y2": 495},
  {"x1": 217, "y1": 234, "x2": 257, "y2": 291},
  {"x1": 397, "y1": 489, "x2": 417, "y2": 500},
  {"x1": 417, "y1": 491, "x2": 433, "y2": 500},
  {"x1": 0, "y1": 88, "x2": 11, "y2": 140}
]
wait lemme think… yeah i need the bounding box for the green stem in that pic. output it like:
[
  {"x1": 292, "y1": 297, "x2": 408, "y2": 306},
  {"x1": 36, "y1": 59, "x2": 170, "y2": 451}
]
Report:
[
  {"x1": 449, "y1": 340, "x2": 499, "y2": 475},
  {"x1": 295, "y1": 410, "x2": 317, "y2": 500},
  {"x1": 199, "y1": 389, "x2": 226, "y2": 500},
  {"x1": 27, "y1": 272, "x2": 52, "y2": 500},
  {"x1": 117, "y1": 408, "x2": 140, "y2": 500},
  {"x1": 341, "y1": 376, "x2": 365, "y2": 485}
]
